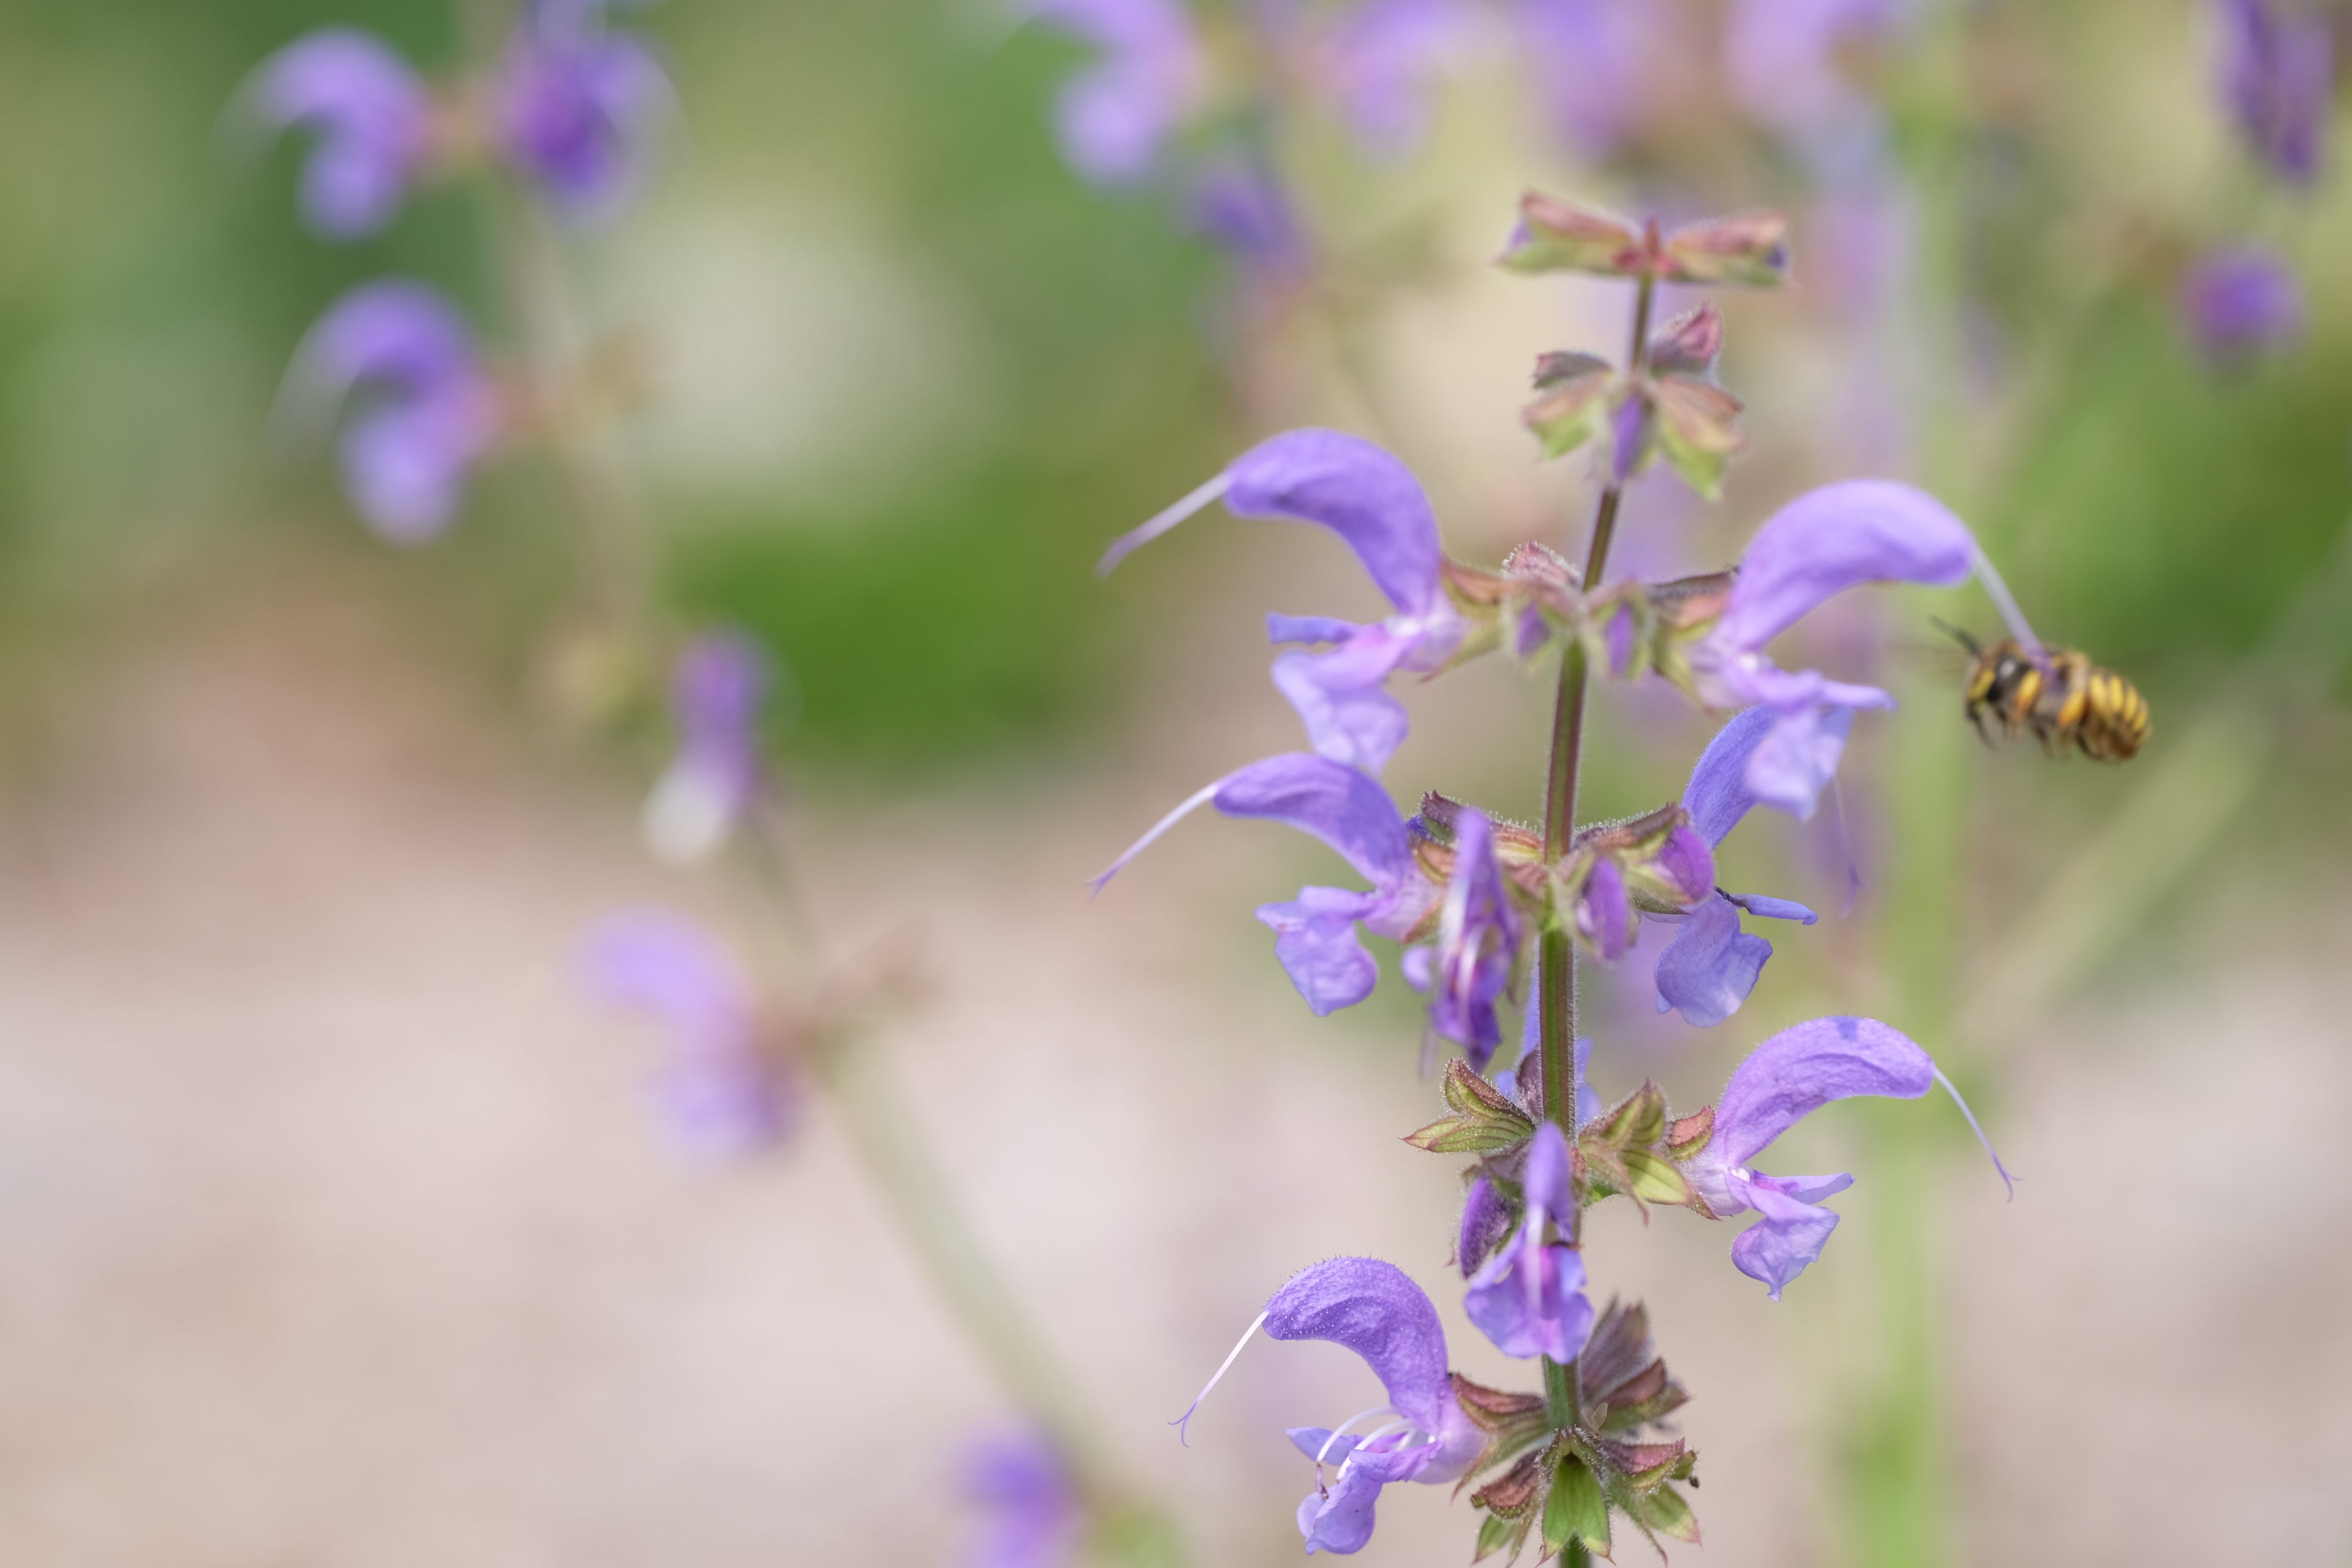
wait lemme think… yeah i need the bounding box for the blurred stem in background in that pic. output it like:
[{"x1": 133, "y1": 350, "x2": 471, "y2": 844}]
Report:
[
  {"x1": 1844, "y1": 4, "x2": 1978, "y2": 1561},
  {"x1": 446, "y1": 2, "x2": 1180, "y2": 1556}
]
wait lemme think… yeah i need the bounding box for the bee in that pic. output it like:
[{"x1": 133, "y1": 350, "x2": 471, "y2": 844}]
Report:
[{"x1": 1937, "y1": 622, "x2": 2150, "y2": 762}]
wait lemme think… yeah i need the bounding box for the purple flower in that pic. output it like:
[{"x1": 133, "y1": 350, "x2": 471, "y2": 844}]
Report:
[
  {"x1": 1174, "y1": 1257, "x2": 1480, "y2": 1555},
  {"x1": 1029, "y1": 0, "x2": 1206, "y2": 185},
  {"x1": 1091, "y1": 753, "x2": 1438, "y2": 1016},
  {"x1": 1463, "y1": 1122, "x2": 1596, "y2": 1360},
  {"x1": 582, "y1": 910, "x2": 791, "y2": 1159},
  {"x1": 1684, "y1": 1015, "x2": 2010, "y2": 1297},
  {"x1": 287, "y1": 281, "x2": 502, "y2": 543},
  {"x1": 1512, "y1": 0, "x2": 1671, "y2": 157},
  {"x1": 1310, "y1": 0, "x2": 1478, "y2": 158},
  {"x1": 641, "y1": 631, "x2": 771, "y2": 864},
  {"x1": 960, "y1": 1428, "x2": 1084, "y2": 1568},
  {"x1": 1649, "y1": 706, "x2": 1821, "y2": 1028},
  {"x1": 1401, "y1": 810, "x2": 1523, "y2": 1068},
  {"x1": 243, "y1": 29, "x2": 434, "y2": 239},
  {"x1": 1100, "y1": 429, "x2": 1464, "y2": 777},
  {"x1": 1724, "y1": 0, "x2": 1899, "y2": 138},
  {"x1": 1185, "y1": 157, "x2": 1311, "y2": 281},
  {"x1": 1680, "y1": 480, "x2": 1975, "y2": 817},
  {"x1": 2178, "y1": 246, "x2": 2307, "y2": 364},
  {"x1": 2216, "y1": 0, "x2": 2335, "y2": 186},
  {"x1": 497, "y1": 4, "x2": 673, "y2": 222}
]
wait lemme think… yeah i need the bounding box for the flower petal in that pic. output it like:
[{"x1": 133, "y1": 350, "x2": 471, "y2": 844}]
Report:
[
  {"x1": 1271, "y1": 634, "x2": 1417, "y2": 777},
  {"x1": 1714, "y1": 1014, "x2": 1935, "y2": 1168},
  {"x1": 1722, "y1": 890, "x2": 1816, "y2": 923},
  {"x1": 1653, "y1": 892, "x2": 1771, "y2": 1028},
  {"x1": 247, "y1": 29, "x2": 430, "y2": 238},
  {"x1": 1714, "y1": 480, "x2": 1975, "y2": 654},
  {"x1": 1226, "y1": 429, "x2": 1444, "y2": 617},
  {"x1": 1743, "y1": 702, "x2": 1856, "y2": 822},
  {"x1": 1213, "y1": 753, "x2": 1417, "y2": 895},
  {"x1": 1264, "y1": 1257, "x2": 1453, "y2": 1433},
  {"x1": 1681, "y1": 705, "x2": 1777, "y2": 845},
  {"x1": 1729, "y1": 1179, "x2": 1844, "y2": 1300},
  {"x1": 1463, "y1": 1234, "x2": 1594, "y2": 1362},
  {"x1": 1256, "y1": 889, "x2": 1384, "y2": 1014}
]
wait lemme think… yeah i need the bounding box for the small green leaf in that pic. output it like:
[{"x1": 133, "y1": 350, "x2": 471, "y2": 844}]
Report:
[
  {"x1": 1474, "y1": 1510, "x2": 1520, "y2": 1562},
  {"x1": 1623, "y1": 1150, "x2": 1692, "y2": 1206},
  {"x1": 1648, "y1": 377, "x2": 1744, "y2": 500},
  {"x1": 1544, "y1": 1455, "x2": 1611, "y2": 1556},
  {"x1": 1404, "y1": 1115, "x2": 1534, "y2": 1153},
  {"x1": 1630, "y1": 1482, "x2": 1702, "y2": 1544},
  {"x1": 1659, "y1": 210, "x2": 1790, "y2": 286}
]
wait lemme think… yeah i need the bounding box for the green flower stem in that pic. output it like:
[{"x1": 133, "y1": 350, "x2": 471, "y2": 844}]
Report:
[{"x1": 1537, "y1": 264, "x2": 1656, "y2": 1422}]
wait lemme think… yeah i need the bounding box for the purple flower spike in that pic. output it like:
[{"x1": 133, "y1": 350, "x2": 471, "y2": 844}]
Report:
[
  {"x1": 1688, "y1": 480, "x2": 1974, "y2": 818},
  {"x1": 1464, "y1": 1123, "x2": 1596, "y2": 1360},
  {"x1": 244, "y1": 29, "x2": 433, "y2": 239},
  {"x1": 960, "y1": 1428, "x2": 1084, "y2": 1568},
  {"x1": 1030, "y1": 0, "x2": 1205, "y2": 185},
  {"x1": 1101, "y1": 430, "x2": 1461, "y2": 775},
  {"x1": 1313, "y1": 0, "x2": 1477, "y2": 158},
  {"x1": 2217, "y1": 0, "x2": 2335, "y2": 186},
  {"x1": 1419, "y1": 810, "x2": 1523, "y2": 1066},
  {"x1": 1687, "y1": 1015, "x2": 2010, "y2": 1297},
  {"x1": 1652, "y1": 706, "x2": 1820, "y2": 1027},
  {"x1": 642, "y1": 631, "x2": 771, "y2": 864},
  {"x1": 2178, "y1": 246, "x2": 2306, "y2": 365},
  {"x1": 288, "y1": 280, "x2": 502, "y2": 542},
  {"x1": 582, "y1": 910, "x2": 791, "y2": 1159},
  {"x1": 498, "y1": 9, "x2": 673, "y2": 223},
  {"x1": 1090, "y1": 753, "x2": 1438, "y2": 1016}
]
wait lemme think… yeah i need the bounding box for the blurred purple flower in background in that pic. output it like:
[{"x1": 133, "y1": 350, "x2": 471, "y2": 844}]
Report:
[
  {"x1": 1028, "y1": 0, "x2": 1206, "y2": 184},
  {"x1": 1310, "y1": 0, "x2": 1478, "y2": 157},
  {"x1": 2178, "y1": 245, "x2": 2307, "y2": 364},
  {"x1": 642, "y1": 631, "x2": 771, "y2": 864},
  {"x1": 1185, "y1": 156, "x2": 1311, "y2": 281},
  {"x1": 1681, "y1": 480, "x2": 1976, "y2": 818},
  {"x1": 1462, "y1": 1122, "x2": 1595, "y2": 1360},
  {"x1": 960, "y1": 1428, "x2": 1084, "y2": 1568},
  {"x1": 244, "y1": 29, "x2": 434, "y2": 238},
  {"x1": 582, "y1": 910, "x2": 792, "y2": 1159},
  {"x1": 2215, "y1": 0, "x2": 2335, "y2": 186},
  {"x1": 1725, "y1": 0, "x2": 1901, "y2": 140},
  {"x1": 1651, "y1": 706, "x2": 1821, "y2": 1028},
  {"x1": 1091, "y1": 753, "x2": 1438, "y2": 1016},
  {"x1": 285, "y1": 280, "x2": 502, "y2": 543},
  {"x1": 498, "y1": 2, "x2": 673, "y2": 222},
  {"x1": 1684, "y1": 1016, "x2": 2008, "y2": 1297},
  {"x1": 1101, "y1": 429, "x2": 1464, "y2": 777},
  {"x1": 1512, "y1": 0, "x2": 1669, "y2": 157}
]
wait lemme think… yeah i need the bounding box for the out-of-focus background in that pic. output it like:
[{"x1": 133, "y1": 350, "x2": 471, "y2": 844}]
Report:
[{"x1": 3, "y1": 0, "x2": 2350, "y2": 1564}]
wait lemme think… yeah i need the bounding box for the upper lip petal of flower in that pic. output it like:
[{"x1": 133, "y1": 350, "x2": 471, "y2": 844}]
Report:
[
  {"x1": 1713, "y1": 480, "x2": 1975, "y2": 655},
  {"x1": 1423, "y1": 809, "x2": 1523, "y2": 1063},
  {"x1": 241, "y1": 29, "x2": 431, "y2": 239}
]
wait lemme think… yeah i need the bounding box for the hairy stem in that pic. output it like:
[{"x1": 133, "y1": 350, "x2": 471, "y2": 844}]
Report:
[{"x1": 1536, "y1": 262, "x2": 1656, "y2": 1411}]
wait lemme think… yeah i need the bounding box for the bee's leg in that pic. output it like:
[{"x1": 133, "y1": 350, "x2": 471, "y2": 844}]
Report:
[{"x1": 1968, "y1": 707, "x2": 1995, "y2": 748}]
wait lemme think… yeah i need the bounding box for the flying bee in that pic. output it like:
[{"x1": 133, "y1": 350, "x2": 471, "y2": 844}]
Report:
[{"x1": 1935, "y1": 621, "x2": 2150, "y2": 762}]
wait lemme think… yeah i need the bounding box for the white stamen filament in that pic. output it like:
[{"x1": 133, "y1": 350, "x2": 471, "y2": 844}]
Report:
[
  {"x1": 1312, "y1": 1404, "x2": 1400, "y2": 1480},
  {"x1": 1969, "y1": 543, "x2": 2046, "y2": 662},
  {"x1": 1170, "y1": 1309, "x2": 1267, "y2": 1446},
  {"x1": 1329, "y1": 1422, "x2": 1441, "y2": 1491},
  {"x1": 1088, "y1": 777, "x2": 1226, "y2": 900},
  {"x1": 1097, "y1": 471, "x2": 1235, "y2": 578},
  {"x1": 1932, "y1": 1065, "x2": 2018, "y2": 1200}
]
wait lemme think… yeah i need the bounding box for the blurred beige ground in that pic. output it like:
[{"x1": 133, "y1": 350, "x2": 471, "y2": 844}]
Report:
[{"x1": 1, "y1": 564, "x2": 2347, "y2": 1567}]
